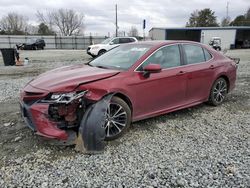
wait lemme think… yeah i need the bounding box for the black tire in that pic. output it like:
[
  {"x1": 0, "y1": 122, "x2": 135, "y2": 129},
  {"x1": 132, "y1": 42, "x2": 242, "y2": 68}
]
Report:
[
  {"x1": 105, "y1": 96, "x2": 131, "y2": 141},
  {"x1": 98, "y1": 49, "x2": 106, "y2": 56},
  {"x1": 208, "y1": 77, "x2": 228, "y2": 106}
]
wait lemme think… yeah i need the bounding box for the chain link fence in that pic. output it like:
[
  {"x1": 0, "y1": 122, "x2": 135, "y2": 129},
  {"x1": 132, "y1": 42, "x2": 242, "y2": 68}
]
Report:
[{"x1": 0, "y1": 35, "x2": 106, "y2": 49}]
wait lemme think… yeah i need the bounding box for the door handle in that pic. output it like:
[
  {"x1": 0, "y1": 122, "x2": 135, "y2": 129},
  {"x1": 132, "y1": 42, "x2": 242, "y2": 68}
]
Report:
[
  {"x1": 176, "y1": 71, "x2": 186, "y2": 75},
  {"x1": 209, "y1": 65, "x2": 215, "y2": 69}
]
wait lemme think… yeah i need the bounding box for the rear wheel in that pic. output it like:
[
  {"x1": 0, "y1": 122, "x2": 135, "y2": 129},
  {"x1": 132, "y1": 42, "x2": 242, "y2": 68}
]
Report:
[
  {"x1": 104, "y1": 97, "x2": 131, "y2": 141},
  {"x1": 208, "y1": 77, "x2": 228, "y2": 106}
]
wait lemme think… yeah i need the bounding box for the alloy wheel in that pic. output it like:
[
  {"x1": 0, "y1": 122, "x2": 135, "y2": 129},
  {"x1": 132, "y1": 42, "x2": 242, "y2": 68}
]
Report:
[
  {"x1": 212, "y1": 79, "x2": 227, "y2": 103},
  {"x1": 105, "y1": 103, "x2": 127, "y2": 138}
]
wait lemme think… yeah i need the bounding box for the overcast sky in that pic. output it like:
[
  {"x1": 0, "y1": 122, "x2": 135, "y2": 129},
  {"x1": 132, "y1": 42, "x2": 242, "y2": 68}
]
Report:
[{"x1": 0, "y1": 0, "x2": 249, "y2": 36}]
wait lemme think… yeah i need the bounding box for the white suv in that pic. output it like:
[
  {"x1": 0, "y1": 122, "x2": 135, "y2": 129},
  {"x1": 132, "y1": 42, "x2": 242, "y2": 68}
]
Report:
[{"x1": 87, "y1": 37, "x2": 138, "y2": 57}]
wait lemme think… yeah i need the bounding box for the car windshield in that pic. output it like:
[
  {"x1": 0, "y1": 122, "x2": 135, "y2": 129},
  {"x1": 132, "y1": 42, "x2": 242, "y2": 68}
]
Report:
[
  {"x1": 101, "y1": 38, "x2": 112, "y2": 44},
  {"x1": 89, "y1": 44, "x2": 152, "y2": 70}
]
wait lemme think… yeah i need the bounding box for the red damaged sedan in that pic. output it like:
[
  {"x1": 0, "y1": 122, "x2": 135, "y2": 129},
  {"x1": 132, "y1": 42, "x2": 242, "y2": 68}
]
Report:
[{"x1": 20, "y1": 41, "x2": 238, "y2": 142}]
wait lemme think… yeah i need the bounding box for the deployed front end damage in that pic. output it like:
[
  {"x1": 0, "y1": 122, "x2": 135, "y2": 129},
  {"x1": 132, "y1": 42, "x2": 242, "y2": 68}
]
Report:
[
  {"x1": 20, "y1": 87, "x2": 113, "y2": 153},
  {"x1": 75, "y1": 95, "x2": 113, "y2": 153}
]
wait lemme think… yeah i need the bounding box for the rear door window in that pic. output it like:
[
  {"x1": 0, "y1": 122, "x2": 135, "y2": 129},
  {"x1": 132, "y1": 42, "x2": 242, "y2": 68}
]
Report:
[
  {"x1": 183, "y1": 44, "x2": 205, "y2": 64},
  {"x1": 119, "y1": 38, "x2": 131, "y2": 44},
  {"x1": 203, "y1": 48, "x2": 212, "y2": 61}
]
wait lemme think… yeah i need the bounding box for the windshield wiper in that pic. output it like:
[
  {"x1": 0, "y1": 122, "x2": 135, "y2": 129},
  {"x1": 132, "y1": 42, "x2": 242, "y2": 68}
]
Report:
[
  {"x1": 96, "y1": 65, "x2": 109, "y2": 69},
  {"x1": 87, "y1": 63, "x2": 93, "y2": 67}
]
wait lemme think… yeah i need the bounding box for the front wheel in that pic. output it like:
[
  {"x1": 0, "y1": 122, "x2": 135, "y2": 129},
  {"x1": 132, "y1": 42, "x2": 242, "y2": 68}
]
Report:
[
  {"x1": 98, "y1": 49, "x2": 106, "y2": 56},
  {"x1": 105, "y1": 97, "x2": 131, "y2": 141},
  {"x1": 208, "y1": 77, "x2": 228, "y2": 106}
]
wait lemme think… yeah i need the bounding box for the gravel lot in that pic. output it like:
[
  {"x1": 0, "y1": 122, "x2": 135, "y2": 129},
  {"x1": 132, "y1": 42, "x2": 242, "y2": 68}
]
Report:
[{"x1": 0, "y1": 49, "x2": 249, "y2": 187}]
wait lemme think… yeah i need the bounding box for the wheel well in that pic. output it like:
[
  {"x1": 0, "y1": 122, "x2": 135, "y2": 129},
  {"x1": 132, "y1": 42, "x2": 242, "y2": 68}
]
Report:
[
  {"x1": 114, "y1": 93, "x2": 133, "y2": 114},
  {"x1": 218, "y1": 75, "x2": 230, "y2": 92},
  {"x1": 99, "y1": 49, "x2": 106, "y2": 53}
]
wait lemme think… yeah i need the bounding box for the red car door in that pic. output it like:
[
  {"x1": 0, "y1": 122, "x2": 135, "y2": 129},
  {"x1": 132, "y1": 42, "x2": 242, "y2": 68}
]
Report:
[
  {"x1": 127, "y1": 44, "x2": 188, "y2": 120},
  {"x1": 182, "y1": 44, "x2": 215, "y2": 103}
]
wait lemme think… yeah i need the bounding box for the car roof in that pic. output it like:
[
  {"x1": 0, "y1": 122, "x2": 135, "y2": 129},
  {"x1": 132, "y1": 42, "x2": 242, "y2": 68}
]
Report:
[
  {"x1": 136, "y1": 40, "x2": 201, "y2": 45},
  {"x1": 112, "y1": 36, "x2": 137, "y2": 39},
  {"x1": 123, "y1": 40, "x2": 206, "y2": 49}
]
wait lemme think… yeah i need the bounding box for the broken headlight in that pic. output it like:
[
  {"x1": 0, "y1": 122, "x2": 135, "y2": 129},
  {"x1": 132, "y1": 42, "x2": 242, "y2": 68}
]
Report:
[{"x1": 42, "y1": 90, "x2": 88, "y2": 104}]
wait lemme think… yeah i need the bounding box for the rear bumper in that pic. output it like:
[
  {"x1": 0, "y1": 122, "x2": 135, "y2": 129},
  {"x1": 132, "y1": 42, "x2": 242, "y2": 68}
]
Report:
[
  {"x1": 20, "y1": 101, "x2": 68, "y2": 140},
  {"x1": 228, "y1": 68, "x2": 237, "y2": 92},
  {"x1": 229, "y1": 76, "x2": 236, "y2": 92}
]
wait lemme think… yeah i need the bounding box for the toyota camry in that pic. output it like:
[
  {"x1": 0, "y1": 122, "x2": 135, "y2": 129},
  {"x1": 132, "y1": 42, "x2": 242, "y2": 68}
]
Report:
[{"x1": 20, "y1": 41, "x2": 238, "y2": 142}]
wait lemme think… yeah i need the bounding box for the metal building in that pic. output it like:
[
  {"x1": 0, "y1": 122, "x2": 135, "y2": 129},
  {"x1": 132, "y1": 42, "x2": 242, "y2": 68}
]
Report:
[{"x1": 149, "y1": 27, "x2": 250, "y2": 50}]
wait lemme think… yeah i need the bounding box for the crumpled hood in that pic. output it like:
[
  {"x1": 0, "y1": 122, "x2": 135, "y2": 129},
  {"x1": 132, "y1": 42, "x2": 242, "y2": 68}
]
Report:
[{"x1": 29, "y1": 64, "x2": 120, "y2": 92}]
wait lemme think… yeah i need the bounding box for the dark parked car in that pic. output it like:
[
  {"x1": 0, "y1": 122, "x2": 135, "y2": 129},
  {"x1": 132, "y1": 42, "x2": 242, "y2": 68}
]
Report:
[
  {"x1": 20, "y1": 41, "x2": 238, "y2": 142},
  {"x1": 17, "y1": 39, "x2": 46, "y2": 50}
]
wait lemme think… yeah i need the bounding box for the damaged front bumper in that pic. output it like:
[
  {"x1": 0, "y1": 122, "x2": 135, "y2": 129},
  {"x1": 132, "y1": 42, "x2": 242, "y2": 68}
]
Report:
[
  {"x1": 20, "y1": 85, "x2": 112, "y2": 153},
  {"x1": 20, "y1": 102, "x2": 69, "y2": 140},
  {"x1": 20, "y1": 87, "x2": 88, "y2": 141}
]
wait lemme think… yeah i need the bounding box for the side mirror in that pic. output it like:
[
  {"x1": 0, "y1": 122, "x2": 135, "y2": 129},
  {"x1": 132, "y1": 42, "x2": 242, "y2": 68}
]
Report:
[
  {"x1": 142, "y1": 64, "x2": 162, "y2": 78},
  {"x1": 143, "y1": 64, "x2": 162, "y2": 73},
  {"x1": 109, "y1": 41, "x2": 114, "y2": 45}
]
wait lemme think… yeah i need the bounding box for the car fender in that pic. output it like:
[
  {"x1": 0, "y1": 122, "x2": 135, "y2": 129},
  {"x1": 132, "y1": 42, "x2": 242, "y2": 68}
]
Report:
[
  {"x1": 214, "y1": 72, "x2": 232, "y2": 89},
  {"x1": 75, "y1": 94, "x2": 114, "y2": 154},
  {"x1": 83, "y1": 87, "x2": 132, "y2": 102}
]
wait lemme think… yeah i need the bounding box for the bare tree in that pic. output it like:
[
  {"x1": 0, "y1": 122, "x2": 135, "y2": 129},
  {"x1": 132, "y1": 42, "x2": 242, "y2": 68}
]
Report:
[
  {"x1": 26, "y1": 25, "x2": 38, "y2": 34},
  {"x1": 36, "y1": 10, "x2": 54, "y2": 30},
  {"x1": 37, "y1": 9, "x2": 84, "y2": 36},
  {"x1": 128, "y1": 26, "x2": 139, "y2": 37},
  {"x1": 0, "y1": 13, "x2": 28, "y2": 34},
  {"x1": 36, "y1": 11, "x2": 46, "y2": 24},
  {"x1": 117, "y1": 31, "x2": 126, "y2": 37}
]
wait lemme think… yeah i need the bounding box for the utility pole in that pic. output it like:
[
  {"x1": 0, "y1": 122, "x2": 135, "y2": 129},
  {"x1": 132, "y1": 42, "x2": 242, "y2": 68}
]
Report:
[
  {"x1": 115, "y1": 4, "x2": 118, "y2": 37},
  {"x1": 143, "y1": 19, "x2": 146, "y2": 41},
  {"x1": 226, "y1": 2, "x2": 229, "y2": 19}
]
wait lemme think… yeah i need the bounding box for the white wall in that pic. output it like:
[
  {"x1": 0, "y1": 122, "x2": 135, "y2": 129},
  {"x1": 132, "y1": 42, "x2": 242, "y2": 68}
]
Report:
[
  {"x1": 201, "y1": 29, "x2": 236, "y2": 50},
  {"x1": 149, "y1": 29, "x2": 165, "y2": 40}
]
